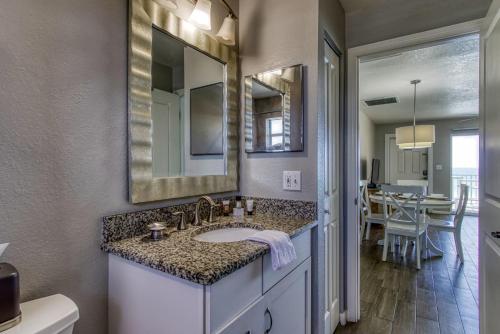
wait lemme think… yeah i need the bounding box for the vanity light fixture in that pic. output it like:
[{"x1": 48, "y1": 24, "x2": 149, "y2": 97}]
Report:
[
  {"x1": 216, "y1": 14, "x2": 236, "y2": 46},
  {"x1": 396, "y1": 80, "x2": 435, "y2": 149},
  {"x1": 189, "y1": 0, "x2": 212, "y2": 30},
  {"x1": 155, "y1": 0, "x2": 237, "y2": 45},
  {"x1": 153, "y1": 0, "x2": 178, "y2": 9}
]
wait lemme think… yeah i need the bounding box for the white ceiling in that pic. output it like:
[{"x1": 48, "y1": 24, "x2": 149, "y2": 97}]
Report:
[
  {"x1": 359, "y1": 34, "x2": 479, "y2": 124},
  {"x1": 252, "y1": 80, "x2": 281, "y2": 99}
]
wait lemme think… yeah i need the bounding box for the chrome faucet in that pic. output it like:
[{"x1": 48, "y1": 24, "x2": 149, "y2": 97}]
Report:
[{"x1": 193, "y1": 195, "x2": 218, "y2": 226}]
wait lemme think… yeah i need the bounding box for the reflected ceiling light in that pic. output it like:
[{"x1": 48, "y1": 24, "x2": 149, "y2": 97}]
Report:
[
  {"x1": 396, "y1": 80, "x2": 435, "y2": 149},
  {"x1": 216, "y1": 14, "x2": 236, "y2": 45},
  {"x1": 153, "y1": 0, "x2": 178, "y2": 9},
  {"x1": 189, "y1": 0, "x2": 212, "y2": 31},
  {"x1": 268, "y1": 69, "x2": 282, "y2": 76}
]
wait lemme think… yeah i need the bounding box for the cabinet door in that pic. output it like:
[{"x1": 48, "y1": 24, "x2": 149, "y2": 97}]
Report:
[
  {"x1": 218, "y1": 297, "x2": 266, "y2": 334},
  {"x1": 264, "y1": 258, "x2": 311, "y2": 334}
]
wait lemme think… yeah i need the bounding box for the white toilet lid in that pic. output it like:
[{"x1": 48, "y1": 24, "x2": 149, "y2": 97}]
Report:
[{"x1": 4, "y1": 294, "x2": 79, "y2": 334}]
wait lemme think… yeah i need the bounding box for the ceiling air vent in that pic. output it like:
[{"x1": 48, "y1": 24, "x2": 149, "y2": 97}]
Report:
[{"x1": 364, "y1": 97, "x2": 399, "y2": 107}]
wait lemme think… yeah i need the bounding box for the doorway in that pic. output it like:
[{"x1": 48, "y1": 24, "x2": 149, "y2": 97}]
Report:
[
  {"x1": 451, "y1": 131, "x2": 479, "y2": 214},
  {"x1": 344, "y1": 19, "x2": 483, "y2": 328}
]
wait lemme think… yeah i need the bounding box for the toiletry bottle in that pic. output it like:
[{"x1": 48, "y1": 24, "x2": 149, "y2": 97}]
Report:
[
  {"x1": 233, "y1": 196, "x2": 244, "y2": 220},
  {"x1": 246, "y1": 199, "x2": 254, "y2": 216},
  {"x1": 222, "y1": 200, "x2": 231, "y2": 216}
]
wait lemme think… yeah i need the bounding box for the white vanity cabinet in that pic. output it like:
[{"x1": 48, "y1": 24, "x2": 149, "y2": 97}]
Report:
[{"x1": 108, "y1": 230, "x2": 311, "y2": 334}]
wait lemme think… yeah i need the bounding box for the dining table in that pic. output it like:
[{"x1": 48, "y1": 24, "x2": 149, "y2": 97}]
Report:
[{"x1": 369, "y1": 193, "x2": 455, "y2": 257}]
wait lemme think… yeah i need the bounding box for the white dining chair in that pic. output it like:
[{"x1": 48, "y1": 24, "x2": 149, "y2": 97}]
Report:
[
  {"x1": 397, "y1": 179, "x2": 429, "y2": 195},
  {"x1": 381, "y1": 184, "x2": 428, "y2": 269},
  {"x1": 359, "y1": 181, "x2": 368, "y2": 242},
  {"x1": 359, "y1": 181, "x2": 384, "y2": 240},
  {"x1": 428, "y1": 184, "x2": 469, "y2": 263}
]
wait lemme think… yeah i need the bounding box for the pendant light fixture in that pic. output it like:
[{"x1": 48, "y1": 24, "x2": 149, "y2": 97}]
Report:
[
  {"x1": 395, "y1": 80, "x2": 435, "y2": 150},
  {"x1": 153, "y1": 0, "x2": 178, "y2": 9},
  {"x1": 189, "y1": 0, "x2": 212, "y2": 30},
  {"x1": 216, "y1": 14, "x2": 236, "y2": 45}
]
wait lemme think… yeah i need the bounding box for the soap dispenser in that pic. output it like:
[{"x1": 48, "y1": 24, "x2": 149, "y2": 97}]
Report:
[{"x1": 0, "y1": 243, "x2": 21, "y2": 332}]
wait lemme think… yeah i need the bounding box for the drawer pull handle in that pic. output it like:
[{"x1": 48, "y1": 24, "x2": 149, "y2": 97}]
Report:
[
  {"x1": 265, "y1": 308, "x2": 273, "y2": 333},
  {"x1": 492, "y1": 231, "x2": 500, "y2": 239}
]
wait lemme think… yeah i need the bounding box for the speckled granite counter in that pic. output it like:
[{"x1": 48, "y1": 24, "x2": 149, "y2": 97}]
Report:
[{"x1": 101, "y1": 215, "x2": 316, "y2": 285}]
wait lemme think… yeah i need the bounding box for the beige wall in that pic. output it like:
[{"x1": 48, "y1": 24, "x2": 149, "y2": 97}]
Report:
[
  {"x1": 346, "y1": 0, "x2": 491, "y2": 48},
  {"x1": 374, "y1": 118, "x2": 479, "y2": 197},
  {"x1": 0, "y1": 1, "x2": 236, "y2": 333},
  {"x1": 239, "y1": 0, "x2": 344, "y2": 201},
  {"x1": 359, "y1": 111, "x2": 376, "y2": 180}
]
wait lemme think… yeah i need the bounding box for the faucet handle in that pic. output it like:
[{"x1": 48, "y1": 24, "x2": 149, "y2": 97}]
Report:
[
  {"x1": 172, "y1": 211, "x2": 187, "y2": 230},
  {"x1": 208, "y1": 203, "x2": 222, "y2": 223}
]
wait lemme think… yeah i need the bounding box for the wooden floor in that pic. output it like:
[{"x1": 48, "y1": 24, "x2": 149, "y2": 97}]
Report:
[{"x1": 335, "y1": 215, "x2": 479, "y2": 334}]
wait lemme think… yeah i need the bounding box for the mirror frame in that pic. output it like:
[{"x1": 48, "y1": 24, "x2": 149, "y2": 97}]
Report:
[
  {"x1": 244, "y1": 64, "x2": 304, "y2": 153},
  {"x1": 128, "y1": 0, "x2": 238, "y2": 203}
]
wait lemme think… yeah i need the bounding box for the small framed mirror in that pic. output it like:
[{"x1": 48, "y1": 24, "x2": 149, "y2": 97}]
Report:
[{"x1": 244, "y1": 65, "x2": 304, "y2": 153}]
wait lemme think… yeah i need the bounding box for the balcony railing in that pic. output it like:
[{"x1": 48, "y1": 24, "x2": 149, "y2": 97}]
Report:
[{"x1": 452, "y1": 174, "x2": 479, "y2": 214}]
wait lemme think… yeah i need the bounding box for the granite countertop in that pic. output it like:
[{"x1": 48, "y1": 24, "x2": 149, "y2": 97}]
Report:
[{"x1": 101, "y1": 214, "x2": 316, "y2": 285}]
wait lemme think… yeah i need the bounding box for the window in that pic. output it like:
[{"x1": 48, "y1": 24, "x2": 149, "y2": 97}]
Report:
[
  {"x1": 266, "y1": 117, "x2": 283, "y2": 149},
  {"x1": 451, "y1": 132, "x2": 479, "y2": 214}
]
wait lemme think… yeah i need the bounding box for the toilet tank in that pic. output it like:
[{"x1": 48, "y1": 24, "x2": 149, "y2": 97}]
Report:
[{"x1": 4, "y1": 294, "x2": 79, "y2": 334}]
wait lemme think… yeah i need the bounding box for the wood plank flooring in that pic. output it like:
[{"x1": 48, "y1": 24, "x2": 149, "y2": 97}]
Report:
[{"x1": 335, "y1": 215, "x2": 479, "y2": 334}]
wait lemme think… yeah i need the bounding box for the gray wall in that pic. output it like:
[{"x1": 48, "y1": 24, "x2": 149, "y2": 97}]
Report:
[
  {"x1": 373, "y1": 118, "x2": 479, "y2": 197},
  {"x1": 0, "y1": 1, "x2": 237, "y2": 333},
  {"x1": 346, "y1": 0, "x2": 491, "y2": 48},
  {"x1": 359, "y1": 111, "x2": 376, "y2": 180},
  {"x1": 239, "y1": 0, "x2": 345, "y2": 202}
]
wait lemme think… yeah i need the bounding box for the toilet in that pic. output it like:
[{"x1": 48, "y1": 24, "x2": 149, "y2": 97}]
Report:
[{"x1": 4, "y1": 294, "x2": 78, "y2": 334}]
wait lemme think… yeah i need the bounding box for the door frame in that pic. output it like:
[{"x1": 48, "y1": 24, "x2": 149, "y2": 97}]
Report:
[
  {"x1": 345, "y1": 19, "x2": 483, "y2": 322},
  {"x1": 384, "y1": 133, "x2": 434, "y2": 192}
]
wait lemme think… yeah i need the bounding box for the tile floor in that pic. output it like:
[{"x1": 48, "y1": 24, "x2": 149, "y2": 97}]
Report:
[{"x1": 335, "y1": 215, "x2": 479, "y2": 334}]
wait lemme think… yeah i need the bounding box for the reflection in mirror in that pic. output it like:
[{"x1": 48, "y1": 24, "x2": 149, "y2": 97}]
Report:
[
  {"x1": 151, "y1": 27, "x2": 226, "y2": 177},
  {"x1": 245, "y1": 65, "x2": 304, "y2": 153}
]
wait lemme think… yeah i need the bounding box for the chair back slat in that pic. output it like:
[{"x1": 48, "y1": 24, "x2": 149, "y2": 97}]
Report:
[
  {"x1": 381, "y1": 184, "x2": 425, "y2": 233},
  {"x1": 454, "y1": 184, "x2": 469, "y2": 229}
]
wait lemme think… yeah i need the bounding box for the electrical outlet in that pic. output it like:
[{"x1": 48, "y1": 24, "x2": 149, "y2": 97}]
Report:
[
  {"x1": 283, "y1": 171, "x2": 301, "y2": 191},
  {"x1": 435, "y1": 164, "x2": 443, "y2": 171}
]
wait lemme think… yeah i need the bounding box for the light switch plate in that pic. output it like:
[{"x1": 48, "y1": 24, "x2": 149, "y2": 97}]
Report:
[
  {"x1": 435, "y1": 164, "x2": 443, "y2": 171},
  {"x1": 283, "y1": 171, "x2": 301, "y2": 191}
]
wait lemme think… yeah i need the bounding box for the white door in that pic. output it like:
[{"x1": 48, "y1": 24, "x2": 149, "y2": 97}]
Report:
[
  {"x1": 480, "y1": 1, "x2": 500, "y2": 332},
  {"x1": 152, "y1": 89, "x2": 181, "y2": 177},
  {"x1": 324, "y1": 41, "x2": 340, "y2": 334},
  {"x1": 386, "y1": 134, "x2": 428, "y2": 184}
]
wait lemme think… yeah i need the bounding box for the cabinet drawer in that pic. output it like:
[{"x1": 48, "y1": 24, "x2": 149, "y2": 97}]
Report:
[
  {"x1": 207, "y1": 257, "x2": 263, "y2": 333},
  {"x1": 216, "y1": 296, "x2": 267, "y2": 334},
  {"x1": 262, "y1": 229, "x2": 311, "y2": 292}
]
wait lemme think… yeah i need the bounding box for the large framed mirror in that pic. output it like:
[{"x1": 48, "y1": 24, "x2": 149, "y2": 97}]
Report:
[
  {"x1": 244, "y1": 65, "x2": 304, "y2": 153},
  {"x1": 129, "y1": 0, "x2": 238, "y2": 203}
]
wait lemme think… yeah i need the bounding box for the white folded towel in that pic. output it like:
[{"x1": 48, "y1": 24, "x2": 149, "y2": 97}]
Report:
[{"x1": 247, "y1": 230, "x2": 297, "y2": 270}]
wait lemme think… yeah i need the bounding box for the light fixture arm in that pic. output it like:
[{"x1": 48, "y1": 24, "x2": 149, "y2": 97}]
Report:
[
  {"x1": 189, "y1": 0, "x2": 238, "y2": 19},
  {"x1": 410, "y1": 79, "x2": 421, "y2": 148},
  {"x1": 219, "y1": 0, "x2": 238, "y2": 19}
]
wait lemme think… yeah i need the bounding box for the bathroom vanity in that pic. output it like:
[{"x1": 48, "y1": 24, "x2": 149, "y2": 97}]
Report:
[{"x1": 103, "y1": 215, "x2": 314, "y2": 334}]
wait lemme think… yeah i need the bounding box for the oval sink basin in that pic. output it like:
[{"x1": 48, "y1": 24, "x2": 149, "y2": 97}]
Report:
[{"x1": 192, "y1": 223, "x2": 262, "y2": 243}]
